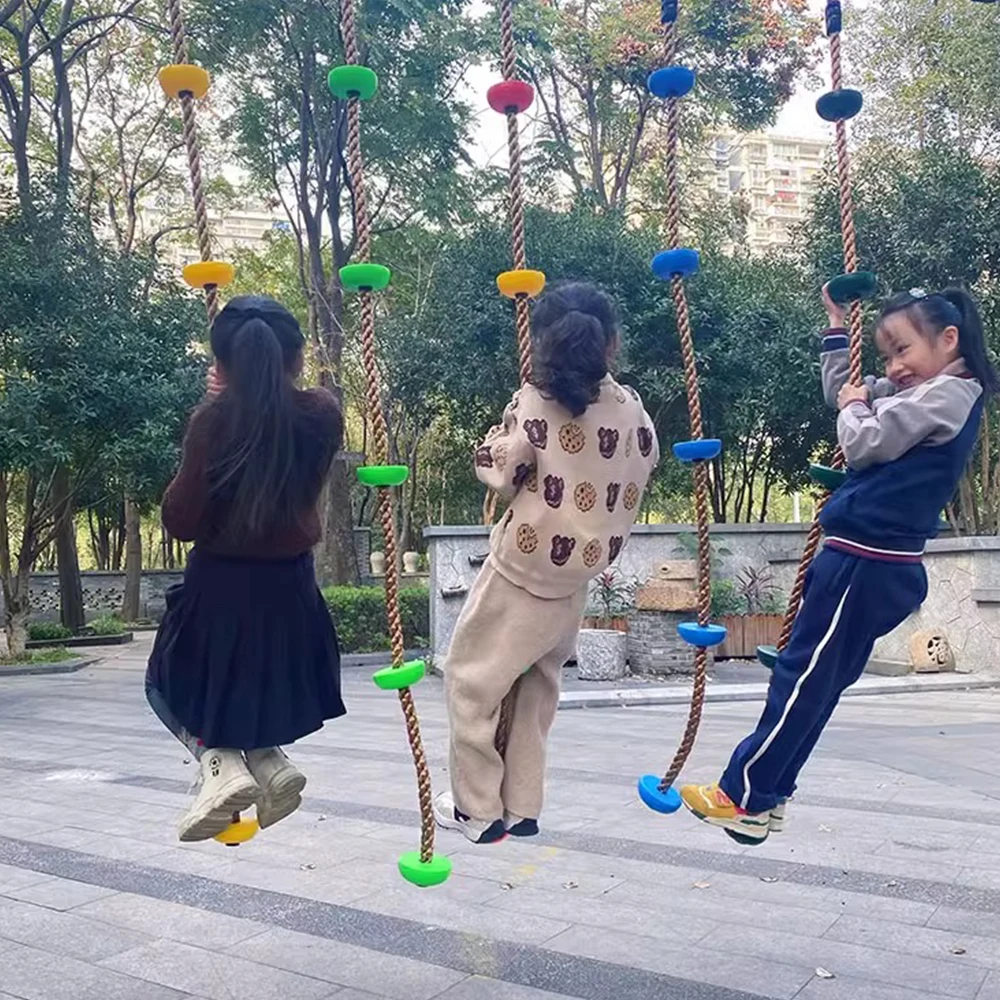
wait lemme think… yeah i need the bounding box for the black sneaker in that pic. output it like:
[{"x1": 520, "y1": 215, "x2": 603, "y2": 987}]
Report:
[{"x1": 504, "y1": 812, "x2": 539, "y2": 838}]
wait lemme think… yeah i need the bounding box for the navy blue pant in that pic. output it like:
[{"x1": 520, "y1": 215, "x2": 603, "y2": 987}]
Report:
[{"x1": 720, "y1": 548, "x2": 927, "y2": 815}]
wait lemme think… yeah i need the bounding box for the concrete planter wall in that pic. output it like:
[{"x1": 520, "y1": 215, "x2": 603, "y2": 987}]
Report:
[
  {"x1": 426, "y1": 525, "x2": 1000, "y2": 676},
  {"x1": 576, "y1": 629, "x2": 628, "y2": 681}
]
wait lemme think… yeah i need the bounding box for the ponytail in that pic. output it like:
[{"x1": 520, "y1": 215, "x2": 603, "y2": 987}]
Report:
[
  {"x1": 880, "y1": 286, "x2": 999, "y2": 395},
  {"x1": 207, "y1": 296, "x2": 305, "y2": 538},
  {"x1": 531, "y1": 283, "x2": 618, "y2": 417}
]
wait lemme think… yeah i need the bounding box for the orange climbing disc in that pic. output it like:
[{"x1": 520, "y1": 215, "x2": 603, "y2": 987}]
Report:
[
  {"x1": 183, "y1": 261, "x2": 235, "y2": 289},
  {"x1": 497, "y1": 269, "x2": 546, "y2": 299},
  {"x1": 158, "y1": 64, "x2": 211, "y2": 100}
]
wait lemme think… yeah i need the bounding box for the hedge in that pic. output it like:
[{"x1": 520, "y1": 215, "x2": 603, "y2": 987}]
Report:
[{"x1": 322, "y1": 585, "x2": 430, "y2": 654}]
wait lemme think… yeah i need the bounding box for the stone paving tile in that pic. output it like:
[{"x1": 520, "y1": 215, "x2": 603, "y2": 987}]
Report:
[
  {"x1": 927, "y1": 906, "x2": 1000, "y2": 939},
  {"x1": 5, "y1": 874, "x2": 119, "y2": 909},
  {"x1": 795, "y1": 976, "x2": 962, "y2": 1000},
  {"x1": 978, "y1": 972, "x2": 1000, "y2": 1000},
  {"x1": 824, "y1": 914, "x2": 1000, "y2": 970},
  {"x1": 705, "y1": 923, "x2": 989, "y2": 998},
  {"x1": 0, "y1": 940, "x2": 190, "y2": 1000},
  {"x1": 544, "y1": 924, "x2": 814, "y2": 1000},
  {"x1": 346, "y1": 885, "x2": 571, "y2": 945},
  {"x1": 225, "y1": 927, "x2": 467, "y2": 1000},
  {"x1": 73, "y1": 891, "x2": 267, "y2": 949},
  {"x1": 0, "y1": 895, "x2": 153, "y2": 962},
  {"x1": 101, "y1": 939, "x2": 338, "y2": 1000},
  {"x1": 0, "y1": 861, "x2": 52, "y2": 894},
  {"x1": 436, "y1": 977, "x2": 583, "y2": 1000}
]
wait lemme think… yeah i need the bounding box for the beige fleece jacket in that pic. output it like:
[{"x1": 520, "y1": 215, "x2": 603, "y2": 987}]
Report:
[{"x1": 475, "y1": 376, "x2": 659, "y2": 599}]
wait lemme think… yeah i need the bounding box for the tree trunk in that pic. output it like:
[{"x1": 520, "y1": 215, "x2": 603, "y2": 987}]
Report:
[
  {"x1": 121, "y1": 496, "x2": 142, "y2": 622},
  {"x1": 53, "y1": 467, "x2": 85, "y2": 633},
  {"x1": 5, "y1": 569, "x2": 30, "y2": 657}
]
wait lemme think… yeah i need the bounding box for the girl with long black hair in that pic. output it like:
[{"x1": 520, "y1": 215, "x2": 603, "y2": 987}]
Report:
[{"x1": 146, "y1": 295, "x2": 345, "y2": 842}]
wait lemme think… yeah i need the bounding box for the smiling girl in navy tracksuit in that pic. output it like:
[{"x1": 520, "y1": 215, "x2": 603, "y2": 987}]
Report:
[{"x1": 681, "y1": 284, "x2": 998, "y2": 844}]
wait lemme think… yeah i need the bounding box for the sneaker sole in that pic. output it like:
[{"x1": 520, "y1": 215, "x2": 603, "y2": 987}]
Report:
[
  {"x1": 257, "y1": 791, "x2": 303, "y2": 830},
  {"x1": 179, "y1": 780, "x2": 260, "y2": 842},
  {"x1": 684, "y1": 804, "x2": 769, "y2": 846}
]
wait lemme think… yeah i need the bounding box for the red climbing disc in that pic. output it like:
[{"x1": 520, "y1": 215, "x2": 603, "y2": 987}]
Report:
[{"x1": 487, "y1": 80, "x2": 535, "y2": 115}]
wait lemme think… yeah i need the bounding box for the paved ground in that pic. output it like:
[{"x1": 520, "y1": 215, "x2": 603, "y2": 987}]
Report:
[{"x1": 1, "y1": 636, "x2": 1000, "y2": 1000}]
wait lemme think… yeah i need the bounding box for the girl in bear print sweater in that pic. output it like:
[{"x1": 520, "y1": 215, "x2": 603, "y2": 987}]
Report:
[{"x1": 434, "y1": 282, "x2": 660, "y2": 845}]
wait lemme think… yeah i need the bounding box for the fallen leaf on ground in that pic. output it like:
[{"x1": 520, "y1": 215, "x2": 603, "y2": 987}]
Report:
[
  {"x1": 885, "y1": 880, "x2": 899, "y2": 888},
  {"x1": 300, "y1": 863, "x2": 316, "y2": 871},
  {"x1": 693, "y1": 881, "x2": 711, "y2": 890},
  {"x1": 759, "y1": 876, "x2": 779, "y2": 883},
  {"x1": 950, "y1": 946, "x2": 967, "y2": 955},
  {"x1": 815, "y1": 968, "x2": 835, "y2": 980},
  {"x1": 500, "y1": 882, "x2": 514, "y2": 891},
  {"x1": 562, "y1": 880, "x2": 579, "y2": 890},
  {"x1": 819, "y1": 824, "x2": 832, "y2": 833}
]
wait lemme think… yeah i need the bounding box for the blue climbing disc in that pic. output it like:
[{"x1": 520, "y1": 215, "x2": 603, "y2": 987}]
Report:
[
  {"x1": 638, "y1": 774, "x2": 682, "y2": 814},
  {"x1": 647, "y1": 66, "x2": 696, "y2": 99},
  {"x1": 816, "y1": 88, "x2": 863, "y2": 123},
  {"x1": 677, "y1": 622, "x2": 728, "y2": 648},
  {"x1": 673, "y1": 439, "x2": 722, "y2": 463},
  {"x1": 652, "y1": 248, "x2": 700, "y2": 280}
]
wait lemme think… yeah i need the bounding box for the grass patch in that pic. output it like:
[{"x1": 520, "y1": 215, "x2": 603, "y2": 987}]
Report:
[{"x1": 1, "y1": 647, "x2": 79, "y2": 666}]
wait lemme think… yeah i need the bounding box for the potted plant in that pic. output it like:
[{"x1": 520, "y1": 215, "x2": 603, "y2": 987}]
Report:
[
  {"x1": 715, "y1": 564, "x2": 785, "y2": 659},
  {"x1": 577, "y1": 570, "x2": 635, "y2": 681}
]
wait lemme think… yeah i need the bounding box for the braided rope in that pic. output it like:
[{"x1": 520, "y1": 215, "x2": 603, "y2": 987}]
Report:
[
  {"x1": 493, "y1": 0, "x2": 534, "y2": 757},
  {"x1": 165, "y1": 0, "x2": 219, "y2": 322},
  {"x1": 658, "y1": 18, "x2": 712, "y2": 792},
  {"x1": 342, "y1": 0, "x2": 436, "y2": 864},
  {"x1": 776, "y1": 10, "x2": 862, "y2": 652}
]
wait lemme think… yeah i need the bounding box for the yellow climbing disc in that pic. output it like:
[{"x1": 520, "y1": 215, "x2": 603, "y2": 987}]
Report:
[
  {"x1": 214, "y1": 816, "x2": 259, "y2": 846},
  {"x1": 183, "y1": 260, "x2": 235, "y2": 289},
  {"x1": 158, "y1": 64, "x2": 212, "y2": 100},
  {"x1": 497, "y1": 269, "x2": 546, "y2": 300}
]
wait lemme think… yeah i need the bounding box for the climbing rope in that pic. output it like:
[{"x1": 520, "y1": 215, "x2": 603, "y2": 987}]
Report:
[
  {"x1": 336, "y1": 0, "x2": 446, "y2": 886},
  {"x1": 488, "y1": 0, "x2": 544, "y2": 759},
  {"x1": 775, "y1": 0, "x2": 868, "y2": 655},
  {"x1": 161, "y1": 0, "x2": 226, "y2": 322},
  {"x1": 649, "y1": 8, "x2": 713, "y2": 797}
]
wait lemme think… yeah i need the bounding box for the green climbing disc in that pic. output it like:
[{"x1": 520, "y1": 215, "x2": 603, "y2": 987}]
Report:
[
  {"x1": 340, "y1": 263, "x2": 391, "y2": 293},
  {"x1": 827, "y1": 271, "x2": 877, "y2": 305},
  {"x1": 756, "y1": 644, "x2": 778, "y2": 670},
  {"x1": 809, "y1": 464, "x2": 848, "y2": 491},
  {"x1": 372, "y1": 660, "x2": 426, "y2": 691},
  {"x1": 328, "y1": 65, "x2": 379, "y2": 100},
  {"x1": 398, "y1": 851, "x2": 453, "y2": 887},
  {"x1": 356, "y1": 465, "x2": 409, "y2": 488}
]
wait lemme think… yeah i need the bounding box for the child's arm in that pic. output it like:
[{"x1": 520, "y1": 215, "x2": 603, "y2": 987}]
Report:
[
  {"x1": 819, "y1": 280, "x2": 897, "y2": 408},
  {"x1": 162, "y1": 405, "x2": 213, "y2": 541},
  {"x1": 838, "y1": 376, "x2": 982, "y2": 471},
  {"x1": 474, "y1": 391, "x2": 535, "y2": 501}
]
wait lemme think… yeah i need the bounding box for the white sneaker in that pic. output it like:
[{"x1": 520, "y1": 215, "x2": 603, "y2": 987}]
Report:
[
  {"x1": 179, "y1": 749, "x2": 261, "y2": 842},
  {"x1": 433, "y1": 791, "x2": 506, "y2": 845},
  {"x1": 770, "y1": 799, "x2": 789, "y2": 833},
  {"x1": 246, "y1": 747, "x2": 306, "y2": 829}
]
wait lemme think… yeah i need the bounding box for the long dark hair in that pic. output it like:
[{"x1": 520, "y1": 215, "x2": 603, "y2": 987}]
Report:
[
  {"x1": 530, "y1": 282, "x2": 618, "y2": 417},
  {"x1": 207, "y1": 295, "x2": 306, "y2": 537},
  {"x1": 879, "y1": 287, "x2": 999, "y2": 394}
]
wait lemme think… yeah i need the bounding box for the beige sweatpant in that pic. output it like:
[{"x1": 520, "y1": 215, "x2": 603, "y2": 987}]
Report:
[{"x1": 444, "y1": 559, "x2": 587, "y2": 822}]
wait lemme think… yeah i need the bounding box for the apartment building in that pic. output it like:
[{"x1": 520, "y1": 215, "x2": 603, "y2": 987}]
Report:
[{"x1": 696, "y1": 132, "x2": 830, "y2": 252}]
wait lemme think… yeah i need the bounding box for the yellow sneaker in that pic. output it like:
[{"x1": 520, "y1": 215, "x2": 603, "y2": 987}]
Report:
[{"x1": 680, "y1": 783, "x2": 771, "y2": 846}]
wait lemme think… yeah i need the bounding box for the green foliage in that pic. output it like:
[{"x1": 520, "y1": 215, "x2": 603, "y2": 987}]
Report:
[
  {"x1": 27, "y1": 622, "x2": 73, "y2": 641},
  {"x1": 0, "y1": 647, "x2": 78, "y2": 666},
  {"x1": 322, "y1": 585, "x2": 430, "y2": 654},
  {"x1": 585, "y1": 570, "x2": 637, "y2": 621},
  {"x1": 711, "y1": 578, "x2": 745, "y2": 618},
  {"x1": 88, "y1": 615, "x2": 126, "y2": 636}
]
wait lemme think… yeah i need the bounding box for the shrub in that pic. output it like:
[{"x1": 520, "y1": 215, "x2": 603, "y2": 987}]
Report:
[
  {"x1": 28, "y1": 622, "x2": 73, "y2": 642},
  {"x1": 322, "y1": 585, "x2": 430, "y2": 654},
  {"x1": 1, "y1": 647, "x2": 77, "y2": 665},
  {"x1": 89, "y1": 615, "x2": 126, "y2": 636}
]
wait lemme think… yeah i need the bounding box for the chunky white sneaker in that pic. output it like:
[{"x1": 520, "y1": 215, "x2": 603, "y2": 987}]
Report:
[
  {"x1": 246, "y1": 747, "x2": 307, "y2": 829},
  {"x1": 433, "y1": 791, "x2": 506, "y2": 844},
  {"x1": 179, "y1": 749, "x2": 261, "y2": 842},
  {"x1": 770, "y1": 799, "x2": 789, "y2": 833}
]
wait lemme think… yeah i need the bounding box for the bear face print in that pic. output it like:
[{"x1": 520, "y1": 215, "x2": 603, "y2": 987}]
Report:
[
  {"x1": 598, "y1": 427, "x2": 620, "y2": 459},
  {"x1": 582, "y1": 538, "x2": 603, "y2": 568},
  {"x1": 524, "y1": 468, "x2": 538, "y2": 492},
  {"x1": 606, "y1": 482, "x2": 621, "y2": 513},
  {"x1": 543, "y1": 475, "x2": 565, "y2": 509},
  {"x1": 608, "y1": 535, "x2": 624, "y2": 562},
  {"x1": 558, "y1": 422, "x2": 586, "y2": 454},
  {"x1": 638, "y1": 427, "x2": 654, "y2": 458},
  {"x1": 494, "y1": 443, "x2": 508, "y2": 470},
  {"x1": 524, "y1": 419, "x2": 548, "y2": 450},
  {"x1": 623, "y1": 482, "x2": 640, "y2": 510},
  {"x1": 516, "y1": 524, "x2": 539, "y2": 554},
  {"x1": 574, "y1": 482, "x2": 597, "y2": 513},
  {"x1": 550, "y1": 535, "x2": 576, "y2": 567},
  {"x1": 513, "y1": 463, "x2": 534, "y2": 489},
  {"x1": 475, "y1": 446, "x2": 493, "y2": 468}
]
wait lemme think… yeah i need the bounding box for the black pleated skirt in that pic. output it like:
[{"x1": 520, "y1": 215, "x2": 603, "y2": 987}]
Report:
[{"x1": 146, "y1": 548, "x2": 345, "y2": 749}]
